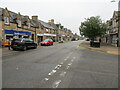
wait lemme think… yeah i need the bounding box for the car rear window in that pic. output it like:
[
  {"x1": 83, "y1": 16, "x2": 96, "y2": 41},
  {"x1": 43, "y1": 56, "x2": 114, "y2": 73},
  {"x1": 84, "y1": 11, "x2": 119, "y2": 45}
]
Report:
[
  {"x1": 44, "y1": 40, "x2": 49, "y2": 41},
  {"x1": 13, "y1": 39, "x2": 22, "y2": 42}
]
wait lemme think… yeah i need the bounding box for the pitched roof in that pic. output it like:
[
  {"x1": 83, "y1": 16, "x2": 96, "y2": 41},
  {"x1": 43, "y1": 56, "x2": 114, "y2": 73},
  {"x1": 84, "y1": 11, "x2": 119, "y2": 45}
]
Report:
[
  {"x1": 30, "y1": 19, "x2": 39, "y2": 28},
  {"x1": 38, "y1": 20, "x2": 55, "y2": 29},
  {"x1": 9, "y1": 11, "x2": 17, "y2": 23},
  {"x1": 49, "y1": 23, "x2": 59, "y2": 30}
]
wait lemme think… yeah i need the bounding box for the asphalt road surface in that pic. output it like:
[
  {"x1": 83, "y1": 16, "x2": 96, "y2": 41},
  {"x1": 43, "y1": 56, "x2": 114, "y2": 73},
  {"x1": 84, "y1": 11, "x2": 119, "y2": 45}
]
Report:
[{"x1": 2, "y1": 40, "x2": 118, "y2": 88}]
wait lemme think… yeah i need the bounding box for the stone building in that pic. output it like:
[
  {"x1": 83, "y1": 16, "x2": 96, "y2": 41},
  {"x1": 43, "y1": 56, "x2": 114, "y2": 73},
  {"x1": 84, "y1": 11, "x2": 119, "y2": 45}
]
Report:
[
  {"x1": 0, "y1": 7, "x2": 75, "y2": 46},
  {"x1": 106, "y1": 11, "x2": 119, "y2": 46}
]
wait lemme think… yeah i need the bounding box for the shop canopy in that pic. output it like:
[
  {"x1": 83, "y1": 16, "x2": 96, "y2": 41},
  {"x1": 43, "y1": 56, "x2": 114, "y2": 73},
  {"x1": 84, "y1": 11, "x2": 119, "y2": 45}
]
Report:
[{"x1": 4, "y1": 30, "x2": 32, "y2": 35}]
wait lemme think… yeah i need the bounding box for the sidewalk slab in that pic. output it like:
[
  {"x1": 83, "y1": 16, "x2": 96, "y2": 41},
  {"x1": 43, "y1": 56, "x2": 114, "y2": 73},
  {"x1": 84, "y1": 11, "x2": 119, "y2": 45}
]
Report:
[{"x1": 79, "y1": 41, "x2": 120, "y2": 55}]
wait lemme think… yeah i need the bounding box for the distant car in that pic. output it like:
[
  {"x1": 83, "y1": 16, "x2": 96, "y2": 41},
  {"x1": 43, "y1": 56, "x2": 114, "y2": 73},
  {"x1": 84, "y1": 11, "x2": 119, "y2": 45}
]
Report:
[
  {"x1": 41, "y1": 39, "x2": 53, "y2": 46},
  {"x1": 11, "y1": 38, "x2": 37, "y2": 51},
  {"x1": 86, "y1": 38, "x2": 90, "y2": 41},
  {"x1": 59, "y1": 40, "x2": 64, "y2": 43},
  {"x1": 71, "y1": 38, "x2": 76, "y2": 41}
]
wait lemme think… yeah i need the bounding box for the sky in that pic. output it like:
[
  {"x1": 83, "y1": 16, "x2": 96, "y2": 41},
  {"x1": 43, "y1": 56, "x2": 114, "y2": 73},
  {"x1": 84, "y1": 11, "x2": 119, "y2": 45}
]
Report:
[{"x1": 0, "y1": 0, "x2": 118, "y2": 35}]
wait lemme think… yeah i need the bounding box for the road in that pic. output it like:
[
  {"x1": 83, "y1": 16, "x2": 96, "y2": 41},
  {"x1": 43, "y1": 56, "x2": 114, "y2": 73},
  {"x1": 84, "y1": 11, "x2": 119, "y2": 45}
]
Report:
[{"x1": 2, "y1": 40, "x2": 118, "y2": 88}]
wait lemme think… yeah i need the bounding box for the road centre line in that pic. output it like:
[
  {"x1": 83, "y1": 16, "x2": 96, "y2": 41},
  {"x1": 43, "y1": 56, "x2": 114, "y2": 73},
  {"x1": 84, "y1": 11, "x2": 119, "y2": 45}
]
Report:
[
  {"x1": 48, "y1": 69, "x2": 57, "y2": 76},
  {"x1": 60, "y1": 71, "x2": 66, "y2": 77},
  {"x1": 52, "y1": 80, "x2": 61, "y2": 88},
  {"x1": 44, "y1": 78, "x2": 49, "y2": 81},
  {"x1": 66, "y1": 66, "x2": 70, "y2": 69}
]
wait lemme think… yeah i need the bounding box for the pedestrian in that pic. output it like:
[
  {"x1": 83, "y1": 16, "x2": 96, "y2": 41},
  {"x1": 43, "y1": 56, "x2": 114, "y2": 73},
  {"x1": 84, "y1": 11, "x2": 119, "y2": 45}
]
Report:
[
  {"x1": 8, "y1": 39, "x2": 12, "y2": 50},
  {"x1": 99, "y1": 38, "x2": 101, "y2": 43}
]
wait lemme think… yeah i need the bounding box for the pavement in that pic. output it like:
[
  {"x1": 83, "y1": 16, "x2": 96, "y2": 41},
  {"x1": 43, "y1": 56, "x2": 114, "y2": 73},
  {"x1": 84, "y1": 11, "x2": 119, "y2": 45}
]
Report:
[
  {"x1": 79, "y1": 41, "x2": 120, "y2": 55},
  {"x1": 2, "y1": 40, "x2": 118, "y2": 88}
]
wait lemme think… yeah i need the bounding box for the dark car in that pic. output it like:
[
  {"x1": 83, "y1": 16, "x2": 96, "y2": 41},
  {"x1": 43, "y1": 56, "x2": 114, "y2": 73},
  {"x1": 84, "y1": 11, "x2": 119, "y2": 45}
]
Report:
[
  {"x1": 41, "y1": 39, "x2": 53, "y2": 46},
  {"x1": 71, "y1": 38, "x2": 76, "y2": 41},
  {"x1": 11, "y1": 38, "x2": 37, "y2": 51}
]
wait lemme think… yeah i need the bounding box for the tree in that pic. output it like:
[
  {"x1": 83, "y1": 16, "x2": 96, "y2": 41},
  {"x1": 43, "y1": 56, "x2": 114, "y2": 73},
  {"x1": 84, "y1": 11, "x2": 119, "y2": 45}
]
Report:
[{"x1": 79, "y1": 16, "x2": 107, "y2": 39}]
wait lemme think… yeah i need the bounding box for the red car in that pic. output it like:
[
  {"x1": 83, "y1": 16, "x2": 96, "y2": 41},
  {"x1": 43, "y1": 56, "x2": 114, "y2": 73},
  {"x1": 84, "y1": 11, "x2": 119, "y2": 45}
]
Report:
[{"x1": 41, "y1": 39, "x2": 53, "y2": 46}]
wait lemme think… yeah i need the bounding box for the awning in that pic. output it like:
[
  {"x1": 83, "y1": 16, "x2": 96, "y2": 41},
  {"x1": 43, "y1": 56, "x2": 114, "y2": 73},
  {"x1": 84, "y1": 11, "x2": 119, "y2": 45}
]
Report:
[
  {"x1": 4, "y1": 30, "x2": 32, "y2": 35},
  {"x1": 37, "y1": 34, "x2": 44, "y2": 36},
  {"x1": 44, "y1": 33, "x2": 56, "y2": 36}
]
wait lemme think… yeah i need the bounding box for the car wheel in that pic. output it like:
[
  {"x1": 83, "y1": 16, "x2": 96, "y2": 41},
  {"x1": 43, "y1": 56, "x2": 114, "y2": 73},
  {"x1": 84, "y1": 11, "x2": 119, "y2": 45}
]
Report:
[
  {"x1": 34, "y1": 45, "x2": 37, "y2": 49},
  {"x1": 12, "y1": 48, "x2": 16, "y2": 51},
  {"x1": 22, "y1": 46, "x2": 27, "y2": 51}
]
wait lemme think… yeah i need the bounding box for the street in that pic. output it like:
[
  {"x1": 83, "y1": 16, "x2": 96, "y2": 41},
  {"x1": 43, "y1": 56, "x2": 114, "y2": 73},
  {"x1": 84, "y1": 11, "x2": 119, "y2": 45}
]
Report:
[{"x1": 2, "y1": 40, "x2": 118, "y2": 88}]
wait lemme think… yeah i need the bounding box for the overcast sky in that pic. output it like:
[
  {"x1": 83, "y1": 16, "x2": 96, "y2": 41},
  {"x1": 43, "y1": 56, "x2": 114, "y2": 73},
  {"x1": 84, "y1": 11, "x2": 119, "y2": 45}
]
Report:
[{"x1": 0, "y1": 0, "x2": 118, "y2": 35}]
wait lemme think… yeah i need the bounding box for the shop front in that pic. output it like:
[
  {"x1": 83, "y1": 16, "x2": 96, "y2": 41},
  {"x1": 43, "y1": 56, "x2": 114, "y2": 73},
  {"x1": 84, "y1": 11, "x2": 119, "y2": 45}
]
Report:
[
  {"x1": 3, "y1": 29, "x2": 32, "y2": 46},
  {"x1": 37, "y1": 33, "x2": 56, "y2": 43}
]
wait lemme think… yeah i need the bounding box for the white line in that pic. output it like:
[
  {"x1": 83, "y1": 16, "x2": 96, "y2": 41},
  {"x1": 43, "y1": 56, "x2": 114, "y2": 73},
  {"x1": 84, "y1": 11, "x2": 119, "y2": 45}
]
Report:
[
  {"x1": 66, "y1": 66, "x2": 70, "y2": 69},
  {"x1": 68, "y1": 62, "x2": 72, "y2": 66},
  {"x1": 44, "y1": 78, "x2": 49, "y2": 81},
  {"x1": 48, "y1": 69, "x2": 57, "y2": 76},
  {"x1": 52, "y1": 80, "x2": 61, "y2": 88},
  {"x1": 60, "y1": 71, "x2": 66, "y2": 77}
]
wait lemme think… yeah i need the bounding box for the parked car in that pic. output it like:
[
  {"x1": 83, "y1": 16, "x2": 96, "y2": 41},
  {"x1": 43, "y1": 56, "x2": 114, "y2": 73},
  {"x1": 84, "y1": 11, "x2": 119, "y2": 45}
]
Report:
[
  {"x1": 11, "y1": 38, "x2": 37, "y2": 51},
  {"x1": 41, "y1": 39, "x2": 53, "y2": 46},
  {"x1": 59, "y1": 40, "x2": 64, "y2": 43},
  {"x1": 71, "y1": 38, "x2": 76, "y2": 41}
]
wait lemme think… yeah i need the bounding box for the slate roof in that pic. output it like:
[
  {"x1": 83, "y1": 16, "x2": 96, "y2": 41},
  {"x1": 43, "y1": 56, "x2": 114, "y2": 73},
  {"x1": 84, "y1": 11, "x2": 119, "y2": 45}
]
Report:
[
  {"x1": 30, "y1": 19, "x2": 39, "y2": 28},
  {"x1": 49, "y1": 23, "x2": 59, "y2": 30},
  {"x1": 9, "y1": 11, "x2": 17, "y2": 23},
  {"x1": 38, "y1": 20, "x2": 55, "y2": 30}
]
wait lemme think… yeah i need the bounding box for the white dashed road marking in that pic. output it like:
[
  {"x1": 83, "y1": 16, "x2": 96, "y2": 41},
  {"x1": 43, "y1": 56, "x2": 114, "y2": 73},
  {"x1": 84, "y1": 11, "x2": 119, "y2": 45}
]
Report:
[
  {"x1": 52, "y1": 80, "x2": 61, "y2": 88},
  {"x1": 48, "y1": 69, "x2": 57, "y2": 76},
  {"x1": 44, "y1": 78, "x2": 49, "y2": 81},
  {"x1": 60, "y1": 71, "x2": 66, "y2": 77}
]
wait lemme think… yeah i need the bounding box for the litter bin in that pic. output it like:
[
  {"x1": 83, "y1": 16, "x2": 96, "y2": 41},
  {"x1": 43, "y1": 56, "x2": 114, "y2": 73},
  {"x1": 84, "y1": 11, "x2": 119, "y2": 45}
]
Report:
[
  {"x1": 90, "y1": 41, "x2": 94, "y2": 47},
  {"x1": 93, "y1": 41, "x2": 100, "y2": 48}
]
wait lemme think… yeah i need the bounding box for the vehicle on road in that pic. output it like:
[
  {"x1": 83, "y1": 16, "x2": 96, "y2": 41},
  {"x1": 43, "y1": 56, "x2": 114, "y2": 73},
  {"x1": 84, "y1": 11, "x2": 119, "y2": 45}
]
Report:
[
  {"x1": 41, "y1": 39, "x2": 53, "y2": 46},
  {"x1": 71, "y1": 38, "x2": 76, "y2": 41},
  {"x1": 58, "y1": 40, "x2": 64, "y2": 43},
  {"x1": 11, "y1": 38, "x2": 37, "y2": 51}
]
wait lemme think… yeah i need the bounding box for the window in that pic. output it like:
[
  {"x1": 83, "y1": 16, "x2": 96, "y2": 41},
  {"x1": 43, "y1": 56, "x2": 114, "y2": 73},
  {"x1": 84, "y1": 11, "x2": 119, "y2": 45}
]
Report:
[
  {"x1": 4, "y1": 17, "x2": 9, "y2": 24},
  {"x1": 17, "y1": 20, "x2": 21, "y2": 27}
]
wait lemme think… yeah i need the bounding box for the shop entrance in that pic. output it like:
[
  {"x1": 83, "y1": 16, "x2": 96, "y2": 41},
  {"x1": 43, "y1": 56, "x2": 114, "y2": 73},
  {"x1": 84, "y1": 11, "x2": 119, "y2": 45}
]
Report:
[{"x1": 38, "y1": 36, "x2": 43, "y2": 44}]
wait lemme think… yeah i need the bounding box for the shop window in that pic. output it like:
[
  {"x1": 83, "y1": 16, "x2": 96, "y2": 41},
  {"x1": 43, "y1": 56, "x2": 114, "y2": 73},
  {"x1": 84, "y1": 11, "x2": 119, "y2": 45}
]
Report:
[
  {"x1": 17, "y1": 20, "x2": 22, "y2": 27},
  {"x1": 4, "y1": 17, "x2": 9, "y2": 25}
]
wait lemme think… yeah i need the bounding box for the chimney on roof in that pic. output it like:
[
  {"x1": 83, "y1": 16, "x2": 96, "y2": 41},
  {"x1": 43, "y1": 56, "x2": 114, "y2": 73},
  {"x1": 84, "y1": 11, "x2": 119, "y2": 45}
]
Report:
[
  {"x1": 24, "y1": 15, "x2": 29, "y2": 19},
  {"x1": 48, "y1": 19, "x2": 54, "y2": 24},
  {"x1": 24, "y1": 16, "x2": 29, "y2": 21},
  {"x1": 32, "y1": 16, "x2": 38, "y2": 21}
]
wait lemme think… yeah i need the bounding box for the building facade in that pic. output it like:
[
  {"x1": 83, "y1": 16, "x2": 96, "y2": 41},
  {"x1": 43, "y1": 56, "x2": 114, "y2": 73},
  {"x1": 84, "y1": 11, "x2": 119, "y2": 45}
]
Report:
[
  {"x1": 105, "y1": 11, "x2": 119, "y2": 47},
  {"x1": 0, "y1": 7, "x2": 77, "y2": 46}
]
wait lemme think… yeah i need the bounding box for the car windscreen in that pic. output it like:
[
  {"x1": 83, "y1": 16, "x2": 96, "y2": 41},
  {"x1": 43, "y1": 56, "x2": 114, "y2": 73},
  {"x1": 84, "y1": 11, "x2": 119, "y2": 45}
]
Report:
[{"x1": 44, "y1": 40, "x2": 49, "y2": 41}]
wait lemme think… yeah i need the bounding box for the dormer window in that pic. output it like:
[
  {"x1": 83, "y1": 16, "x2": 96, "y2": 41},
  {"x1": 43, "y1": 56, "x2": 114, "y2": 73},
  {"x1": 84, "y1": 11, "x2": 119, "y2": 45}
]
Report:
[
  {"x1": 17, "y1": 20, "x2": 21, "y2": 27},
  {"x1": 4, "y1": 17, "x2": 9, "y2": 25},
  {"x1": 28, "y1": 23, "x2": 31, "y2": 28}
]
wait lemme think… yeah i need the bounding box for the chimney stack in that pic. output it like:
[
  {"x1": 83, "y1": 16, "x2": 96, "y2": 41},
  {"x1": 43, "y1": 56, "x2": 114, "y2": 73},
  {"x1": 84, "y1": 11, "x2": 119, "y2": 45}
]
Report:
[
  {"x1": 32, "y1": 16, "x2": 38, "y2": 21},
  {"x1": 48, "y1": 19, "x2": 54, "y2": 24}
]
